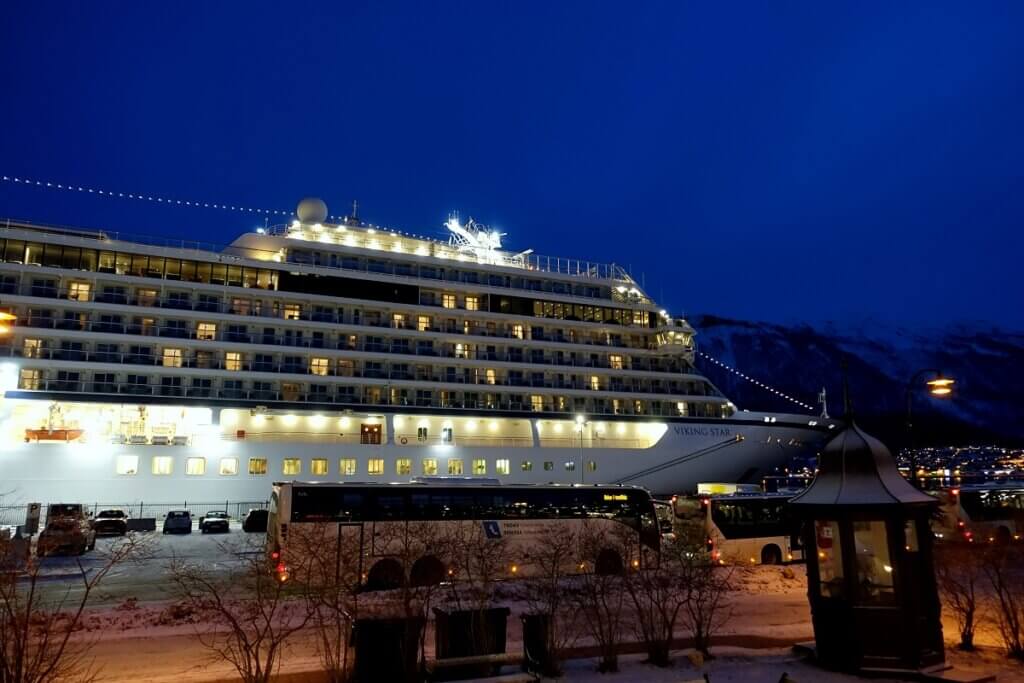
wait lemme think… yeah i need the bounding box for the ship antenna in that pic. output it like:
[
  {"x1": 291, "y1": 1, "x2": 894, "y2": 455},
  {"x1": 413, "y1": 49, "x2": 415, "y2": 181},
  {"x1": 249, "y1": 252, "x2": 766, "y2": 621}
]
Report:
[
  {"x1": 351, "y1": 200, "x2": 359, "y2": 221},
  {"x1": 818, "y1": 387, "x2": 829, "y2": 419}
]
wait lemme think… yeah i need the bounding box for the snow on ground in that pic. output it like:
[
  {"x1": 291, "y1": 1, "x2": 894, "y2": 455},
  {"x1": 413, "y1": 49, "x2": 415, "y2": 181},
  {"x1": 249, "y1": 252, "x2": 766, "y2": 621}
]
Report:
[{"x1": 48, "y1": 563, "x2": 1024, "y2": 681}]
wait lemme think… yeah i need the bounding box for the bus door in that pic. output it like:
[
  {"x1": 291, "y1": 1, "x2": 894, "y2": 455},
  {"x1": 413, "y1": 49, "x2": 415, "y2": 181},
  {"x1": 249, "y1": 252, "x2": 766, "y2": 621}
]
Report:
[{"x1": 335, "y1": 522, "x2": 365, "y2": 584}]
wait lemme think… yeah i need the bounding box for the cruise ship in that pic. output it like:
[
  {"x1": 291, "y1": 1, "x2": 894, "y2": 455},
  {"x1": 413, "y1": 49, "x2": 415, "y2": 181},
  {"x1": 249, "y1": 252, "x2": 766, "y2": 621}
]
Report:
[{"x1": 0, "y1": 199, "x2": 838, "y2": 505}]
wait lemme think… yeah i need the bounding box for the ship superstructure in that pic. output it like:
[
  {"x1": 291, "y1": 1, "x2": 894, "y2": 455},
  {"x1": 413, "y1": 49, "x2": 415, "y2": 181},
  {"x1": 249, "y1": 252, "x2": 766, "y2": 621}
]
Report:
[{"x1": 0, "y1": 201, "x2": 838, "y2": 503}]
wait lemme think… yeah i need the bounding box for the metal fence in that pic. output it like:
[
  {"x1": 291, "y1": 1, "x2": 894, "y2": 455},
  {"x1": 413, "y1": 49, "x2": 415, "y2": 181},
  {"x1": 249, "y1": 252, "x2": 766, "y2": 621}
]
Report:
[{"x1": 0, "y1": 500, "x2": 268, "y2": 527}]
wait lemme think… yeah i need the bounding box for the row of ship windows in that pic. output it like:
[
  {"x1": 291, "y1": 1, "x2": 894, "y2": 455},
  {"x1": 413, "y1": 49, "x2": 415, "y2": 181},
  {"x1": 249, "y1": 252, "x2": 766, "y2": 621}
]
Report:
[
  {"x1": 0, "y1": 235, "x2": 624, "y2": 303},
  {"x1": 115, "y1": 455, "x2": 596, "y2": 477}
]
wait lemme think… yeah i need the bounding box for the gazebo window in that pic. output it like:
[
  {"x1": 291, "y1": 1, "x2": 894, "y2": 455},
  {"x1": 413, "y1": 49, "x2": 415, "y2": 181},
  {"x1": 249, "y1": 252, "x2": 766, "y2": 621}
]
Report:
[
  {"x1": 852, "y1": 520, "x2": 895, "y2": 606},
  {"x1": 815, "y1": 520, "x2": 844, "y2": 598}
]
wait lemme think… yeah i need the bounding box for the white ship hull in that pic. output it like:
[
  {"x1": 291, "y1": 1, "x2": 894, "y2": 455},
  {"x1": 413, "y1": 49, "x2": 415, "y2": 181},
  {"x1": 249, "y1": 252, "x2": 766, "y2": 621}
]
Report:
[{"x1": 0, "y1": 412, "x2": 832, "y2": 505}]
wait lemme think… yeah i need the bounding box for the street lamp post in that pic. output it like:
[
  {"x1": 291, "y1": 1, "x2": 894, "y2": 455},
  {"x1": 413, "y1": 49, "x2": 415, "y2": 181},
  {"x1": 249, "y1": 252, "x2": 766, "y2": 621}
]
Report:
[
  {"x1": 905, "y1": 369, "x2": 955, "y2": 487},
  {"x1": 575, "y1": 414, "x2": 587, "y2": 484}
]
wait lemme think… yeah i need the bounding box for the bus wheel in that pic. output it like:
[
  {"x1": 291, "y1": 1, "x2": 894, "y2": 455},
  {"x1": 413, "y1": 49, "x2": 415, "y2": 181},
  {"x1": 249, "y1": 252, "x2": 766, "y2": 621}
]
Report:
[
  {"x1": 366, "y1": 559, "x2": 404, "y2": 591},
  {"x1": 595, "y1": 549, "x2": 624, "y2": 576},
  {"x1": 410, "y1": 555, "x2": 445, "y2": 587},
  {"x1": 996, "y1": 526, "x2": 1012, "y2": 545},
  {"x1": 761, "y1": 545, "x2": 782, "y2": 565}
]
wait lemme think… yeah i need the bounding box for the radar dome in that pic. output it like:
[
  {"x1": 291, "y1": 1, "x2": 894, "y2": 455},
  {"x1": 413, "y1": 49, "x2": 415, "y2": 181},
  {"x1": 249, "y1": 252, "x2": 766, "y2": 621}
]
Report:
[{"x1": 296, "y1": 197, "x2": 328, "y2": 224}]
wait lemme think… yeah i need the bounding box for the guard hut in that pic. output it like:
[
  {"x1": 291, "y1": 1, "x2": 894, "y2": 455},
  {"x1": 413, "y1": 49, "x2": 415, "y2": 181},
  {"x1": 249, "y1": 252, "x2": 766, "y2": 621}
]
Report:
[{"x1": 790, "y1": 421, "x2": 945, "y2": 674}]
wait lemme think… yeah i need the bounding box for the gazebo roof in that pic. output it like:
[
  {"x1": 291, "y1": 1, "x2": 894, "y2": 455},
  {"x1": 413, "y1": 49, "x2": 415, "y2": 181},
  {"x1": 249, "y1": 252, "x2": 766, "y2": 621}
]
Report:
[{"x1": 790, "y1": 421, "x2": 937, "y2": 508}]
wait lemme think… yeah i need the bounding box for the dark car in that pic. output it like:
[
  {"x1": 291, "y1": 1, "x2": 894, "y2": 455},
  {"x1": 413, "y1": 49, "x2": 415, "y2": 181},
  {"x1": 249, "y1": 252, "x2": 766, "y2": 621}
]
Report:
[
  {"x1": 38, "y1": 504, "x2": 96, "y2": 556},
  {"x1": 198, "y1": 511, "x2": 230, "y2": 534},
  {"x1": 92, "y1": 509, "x2": 129, "y2": 536},
  {"x1": 242, "y1": 508, "x2": 269, "y2": 533},
  {"x1": 162, "y1": 510, "x2": 192, "y2": 534}
]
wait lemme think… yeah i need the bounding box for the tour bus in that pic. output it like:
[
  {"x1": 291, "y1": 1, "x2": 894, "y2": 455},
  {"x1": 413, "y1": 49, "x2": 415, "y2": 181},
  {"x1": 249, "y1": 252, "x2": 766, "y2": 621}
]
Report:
[
  {"x1": 267, "y1": 481, "x2": 662, "y2": 589},
  {"x1": 673, "y1": 492, "x2": 802, "y2": 565},
  {"x1": 939, "y1": 485, "x2": 1024, "y2": 544}
]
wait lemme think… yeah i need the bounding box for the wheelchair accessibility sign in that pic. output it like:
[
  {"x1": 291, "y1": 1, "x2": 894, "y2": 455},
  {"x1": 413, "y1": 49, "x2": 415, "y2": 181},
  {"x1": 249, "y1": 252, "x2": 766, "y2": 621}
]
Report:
[{"x1": 482, "y1": 520, "x2": 502, "y2": 539}]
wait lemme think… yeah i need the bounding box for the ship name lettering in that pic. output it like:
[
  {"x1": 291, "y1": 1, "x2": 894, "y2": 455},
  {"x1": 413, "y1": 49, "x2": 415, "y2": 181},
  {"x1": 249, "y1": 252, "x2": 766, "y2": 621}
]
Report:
[{"x1": 673, "y1": 426, "x2": 731, "y2": 437}]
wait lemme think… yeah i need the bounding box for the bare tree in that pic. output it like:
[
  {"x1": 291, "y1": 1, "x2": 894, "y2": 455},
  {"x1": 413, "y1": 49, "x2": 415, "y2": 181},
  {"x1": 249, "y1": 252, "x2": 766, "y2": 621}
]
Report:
[
  {"x1": 287, "y1": 522, "x2": 362, "y2": 683},
  {"x1": 167, "y1": 538, "x2": 315, "y2": 683},
  {"x1": 623, "y1": 541, "x2": 690, "y2": 667},
  {"x1": 982, "y1": 545, "x2": 1024, "y2": 660},
  {"x1": 675, "y1": 539, "x2": 734, "y2": 658},
  {"x1": 935, "y1": 542, "x2": 986, "y2": 651},
  {"x1": 519, "y1": 523, "x2": 580, "y2": 676},
  {"x1": 0, "y1": 530, "x2": 149, "y2": 683},
  {"x1": 569, "y1": 522, "x2": 632, "y2": 673}
]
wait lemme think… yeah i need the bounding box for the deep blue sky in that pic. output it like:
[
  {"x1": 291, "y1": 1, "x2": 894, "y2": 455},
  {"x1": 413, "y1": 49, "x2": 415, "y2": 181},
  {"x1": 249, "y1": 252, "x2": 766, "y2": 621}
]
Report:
[{"x1": 2, "y1": 3, "x2": 1022, "y2": 328}]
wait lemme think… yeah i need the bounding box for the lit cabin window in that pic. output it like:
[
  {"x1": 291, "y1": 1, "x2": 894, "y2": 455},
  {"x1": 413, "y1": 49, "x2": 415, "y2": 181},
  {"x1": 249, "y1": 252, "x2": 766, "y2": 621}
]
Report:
[
  {"x1": 197, "y1": 322, "x2": 217, "y2": 340},
  {"x1": 162, "y1": 348, "x2": 183, "y2": 368},
  {"x1": 68, "y1": 281, "x2": 91, "y2": 301},
  {"x1": 442, "y1": 293, "x2": 456, "y2": 309},
  {"x1": 496, "y1": 459, "x2": 510, "y2": 476},
  {"x1": 310, "y1": 458, "x2": 329, "y2": 475},
  {"x1": 185, "y1": 457, "x2": 206, "y2": 476},
  {"x1": 590, "y1": 376, "x2": 601, "y2": 391},
  {"x1": 339, "y1": 458, "x2": 356, "y2": 475},
  {"x1": 310, "y1": 358, "x2": 329, "y2": 376},
  {"x1": 587, "y1": 461, "x2": 597, "y2": 472},
  {"x1": 225, "y1": 352, "x2": 242, "y2": 371},
  {"x1": 609, "y1": 354, "x2": 623, "y2": 370},
  {"x1": 448, "y1": 459, "x2": 464, "y2": 475},
  {"x1": 392, "y1": 313, "x2": 406, "y2": 328},
  {"x1": 472, "y1": 459, "x2": 487, "y2": 475},
  {"x1": 417, "y1": 315, "x2": 431, "y2": 332},
  {"x1": 422, "y1": 458, "x2": 438, "y2": 475},
  {"x1": 115, "y1": 455, "x2": 139, "y2": 476},
  {"x1": 521, "y1": 460, "x2": 533, "y2": 472},
  {"x1": 219, "y1": 458, "x2": 238, "y2": 476},
  {"x1": 283, "y1": 304, "x2": 302, "y2": 320},
  {"x1": 248, "y1": 458, "x2": 268, "y2": 475},
  {"x1": 396, "y1": 458, "x2": 412, "y2": 475},
  {"x1": 19, "y1": 369, "x2": 40, "y2": 390},
  {"x1": 512, "y1": 324, "x2": 524, "y2": 339},
  {"x1": 565, "y1": 461, "x2": 576, "y2": 472},
  {"x1": 282, "y1": 458, "x2": 301, "y2": 476},
  {"x1": 152, "y1": 456, "x2": 173, "y2": 476},
  {"x1": 531, "y1": 395, "x2": 544, "y2": 412},
  {"x1": 465, "y1": 296, "x2": 479, "y2": 311},
  {"x1": 22, "y1": 339, "x2": 43, "y2": 358},
  {"x1": 486, "y1": 369, "x2": 496, "y2": 385},
  {"x1": 368, "y1": 459, "x2": 385, "y2": 475}
]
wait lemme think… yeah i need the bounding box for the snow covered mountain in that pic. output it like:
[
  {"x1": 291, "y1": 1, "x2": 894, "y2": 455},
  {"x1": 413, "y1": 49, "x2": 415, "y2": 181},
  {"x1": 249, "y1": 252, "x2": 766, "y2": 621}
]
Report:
[{"x1": 691, "y1": 315, "x2": 1024, "y2": 446}]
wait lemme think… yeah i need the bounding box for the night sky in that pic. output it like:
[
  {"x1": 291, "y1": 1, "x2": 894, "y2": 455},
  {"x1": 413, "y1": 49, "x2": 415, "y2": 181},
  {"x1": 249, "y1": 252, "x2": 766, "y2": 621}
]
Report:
[{"x1": 2, "y1": 3, "x2": 1021, "y2": 328}]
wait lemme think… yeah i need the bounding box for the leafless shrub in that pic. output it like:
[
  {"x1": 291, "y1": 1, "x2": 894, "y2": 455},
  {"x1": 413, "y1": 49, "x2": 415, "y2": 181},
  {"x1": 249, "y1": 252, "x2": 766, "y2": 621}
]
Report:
[
  {"x1": 623, "y1": 543, "x2": 689, "y2": 667},
  {"x1": 569, "y1": 522, "x2": 633, "y2": 673},
  {"x1": 935, "y1": 542, "x2": 986, "y2": 651},
  {"x1": 673, "y1": 538, "x2": 734, "y2": 658},
  {"x1": 519, "y1": 523, "x2": 580, "y2": 676},
  {"x1": 287, "y1": 522, "x2": 363, "y2": 683},
  {"x1": 167, "y1": 537, "x2": 315, "y2": 683},
  {"x1": 442, "y1": 520, "x2": 510, "y2": 612},
  {"x1": 0, "y1": 530, "x2": 150, "y2": 683},
  {"x1": 982, "y1": 545, "x2": 1024, "y2": 660}
]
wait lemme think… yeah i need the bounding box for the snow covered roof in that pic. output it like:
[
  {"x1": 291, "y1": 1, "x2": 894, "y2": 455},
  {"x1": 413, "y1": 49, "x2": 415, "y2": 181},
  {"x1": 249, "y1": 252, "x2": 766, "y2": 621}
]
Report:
[{"x1": 790, "y1": 422, "x2": 937, "y2": 509}]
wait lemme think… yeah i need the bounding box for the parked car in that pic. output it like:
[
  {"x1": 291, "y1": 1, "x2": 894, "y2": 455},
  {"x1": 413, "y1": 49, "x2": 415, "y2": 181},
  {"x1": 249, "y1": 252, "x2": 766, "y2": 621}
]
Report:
[
  {"x1": 38, "y1": 504, "x2": 96, "y2": 556},
  {"x1": 242, "y1": 508, "x2": 269, "y2": 533},
  {"x1": 92, "y1": 509, "x2": 129, "y2": 536},
  {"x1": 198, "y1": 511, "x2": 230, "y2": 534},
  {"x1": 162, "y1": 510, "x2": 192, "y2": 534}
]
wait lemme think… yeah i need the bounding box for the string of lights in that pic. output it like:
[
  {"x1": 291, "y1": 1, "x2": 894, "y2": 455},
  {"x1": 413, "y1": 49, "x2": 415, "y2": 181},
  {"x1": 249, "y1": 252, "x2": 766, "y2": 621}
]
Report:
[
  {"x1": 1, "y1": 173, "x2": 294, "y2": 216},
  {"x1": 697, "y1": 349, "x2": 815, "y2": 412}
]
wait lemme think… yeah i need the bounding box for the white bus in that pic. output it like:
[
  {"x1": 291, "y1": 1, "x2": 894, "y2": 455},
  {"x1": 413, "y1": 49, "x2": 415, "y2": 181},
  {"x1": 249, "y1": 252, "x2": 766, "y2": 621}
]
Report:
[
  {"x1": 267, "y1": 481, "x2": 662, "y2": 589},
  {"x1": 673, "y1": 493, "x2": 802, "y2": 565},
  {"x1": 938, "y1": 485, "x2": 1024, "y2": 544}
]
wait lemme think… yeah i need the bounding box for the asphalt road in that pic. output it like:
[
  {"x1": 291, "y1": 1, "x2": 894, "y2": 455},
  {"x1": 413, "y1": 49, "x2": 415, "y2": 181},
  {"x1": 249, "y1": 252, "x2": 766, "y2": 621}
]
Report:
[{"x1": 31, "y1": 522, "x2": 265, "y2": 606}]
